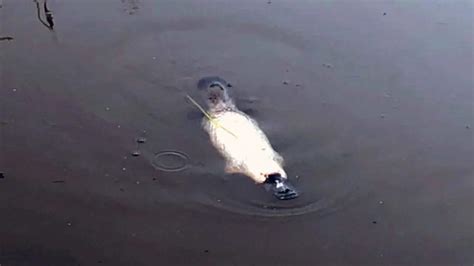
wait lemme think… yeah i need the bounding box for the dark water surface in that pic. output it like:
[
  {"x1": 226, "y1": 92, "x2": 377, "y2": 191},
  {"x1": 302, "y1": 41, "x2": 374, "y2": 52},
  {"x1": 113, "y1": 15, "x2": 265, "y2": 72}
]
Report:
[{"x1": 1, "y1": 0, "x2": 473, "y2": 265}]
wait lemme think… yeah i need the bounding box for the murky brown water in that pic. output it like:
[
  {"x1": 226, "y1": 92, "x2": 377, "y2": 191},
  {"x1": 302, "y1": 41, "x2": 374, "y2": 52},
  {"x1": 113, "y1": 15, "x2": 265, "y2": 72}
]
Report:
[{"x1": 1, "y1": 0, "x2": 473, "y2": 265}]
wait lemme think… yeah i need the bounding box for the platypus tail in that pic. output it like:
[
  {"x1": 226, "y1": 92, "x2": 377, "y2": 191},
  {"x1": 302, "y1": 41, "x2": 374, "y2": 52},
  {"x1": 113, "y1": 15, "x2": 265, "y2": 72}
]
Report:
[{"x1": 264, "y1": 173, "x2": 299, "y2": 200}]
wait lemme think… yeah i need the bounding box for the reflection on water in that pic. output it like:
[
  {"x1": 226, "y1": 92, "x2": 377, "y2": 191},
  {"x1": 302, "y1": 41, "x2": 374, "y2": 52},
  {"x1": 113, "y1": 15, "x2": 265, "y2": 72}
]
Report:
[{"x1": 34, "y1": 0, "x2": 54, "y2": 30}]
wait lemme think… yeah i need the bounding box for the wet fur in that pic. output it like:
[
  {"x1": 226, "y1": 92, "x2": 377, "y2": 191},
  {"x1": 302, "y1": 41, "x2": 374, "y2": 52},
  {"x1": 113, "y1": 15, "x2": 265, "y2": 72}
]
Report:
[{"x1": 199, "y1": 77, "x2": 286, "y2": 183}]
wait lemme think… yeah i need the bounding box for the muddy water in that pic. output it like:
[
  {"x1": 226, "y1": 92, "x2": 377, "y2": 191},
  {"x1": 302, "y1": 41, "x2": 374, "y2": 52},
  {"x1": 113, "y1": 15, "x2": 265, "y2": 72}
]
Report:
[{"x1": 1, "y1": 0, "x2": 473, "y2": 265}]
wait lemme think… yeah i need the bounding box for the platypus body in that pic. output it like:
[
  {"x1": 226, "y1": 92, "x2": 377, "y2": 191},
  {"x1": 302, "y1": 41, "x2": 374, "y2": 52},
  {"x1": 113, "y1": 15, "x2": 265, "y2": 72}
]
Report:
[{"x1": 197, "y1": 76, "x2": 298, "y2": 200}]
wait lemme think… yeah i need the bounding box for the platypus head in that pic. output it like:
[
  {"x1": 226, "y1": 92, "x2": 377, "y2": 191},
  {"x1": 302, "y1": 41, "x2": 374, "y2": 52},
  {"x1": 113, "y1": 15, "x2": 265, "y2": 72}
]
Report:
[{"x1": 197, "y1": 76, "x2": 234, "y2": 113}]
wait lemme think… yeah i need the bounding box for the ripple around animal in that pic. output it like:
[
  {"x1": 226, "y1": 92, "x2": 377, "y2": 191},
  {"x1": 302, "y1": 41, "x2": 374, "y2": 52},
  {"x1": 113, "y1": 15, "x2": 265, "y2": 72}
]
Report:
[{"x1": 195, "y1": 176, "x2": 362, "y2": 218}]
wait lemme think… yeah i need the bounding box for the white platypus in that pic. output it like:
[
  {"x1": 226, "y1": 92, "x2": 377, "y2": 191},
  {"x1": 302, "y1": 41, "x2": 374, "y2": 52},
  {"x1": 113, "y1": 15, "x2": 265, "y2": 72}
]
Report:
[{"x1": 197, "y1": 76, "x2": 299, "y2": 200}]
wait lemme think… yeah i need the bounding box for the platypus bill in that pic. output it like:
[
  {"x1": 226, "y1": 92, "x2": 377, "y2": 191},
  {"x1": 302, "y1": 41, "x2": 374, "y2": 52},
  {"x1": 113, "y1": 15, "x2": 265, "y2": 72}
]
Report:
[{"x1": 197, "y1": 76, "x2": 299, "y2": 200}]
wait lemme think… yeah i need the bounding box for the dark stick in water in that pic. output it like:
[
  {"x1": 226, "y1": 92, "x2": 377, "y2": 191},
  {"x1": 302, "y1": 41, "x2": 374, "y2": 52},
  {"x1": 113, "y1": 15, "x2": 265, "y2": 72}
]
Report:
[
  {"x1": 34, "y1": 0, "x2": 54, "y2": 30},
  {"x1": 44, "y1": 1, "x2": 54, "y2": 29}
]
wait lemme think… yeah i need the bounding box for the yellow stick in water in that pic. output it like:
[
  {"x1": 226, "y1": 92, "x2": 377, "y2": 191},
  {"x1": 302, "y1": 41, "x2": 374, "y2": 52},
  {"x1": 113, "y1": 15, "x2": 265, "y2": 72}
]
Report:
[{"x1": 186, "y1": 94, "x2": 238, "y2": 138}]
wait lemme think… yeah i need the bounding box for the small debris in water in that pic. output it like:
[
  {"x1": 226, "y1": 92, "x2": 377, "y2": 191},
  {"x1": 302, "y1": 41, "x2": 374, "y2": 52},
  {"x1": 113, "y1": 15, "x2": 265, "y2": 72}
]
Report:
[
  {"x1": 227, "y1": 83, "x2": 233, "y2": 88},
  {"x1": 67, "y1": 222, "x2": 72, "y2": 226},
  {"x1": 152, "y1": 56, "x2": 157, "y2": 60},
  {"x1": 136, "y1": 137, "x2": 146, "y2": 143},
  {"x1": 131, "y1": 151, "x2": 141, "y2": 157},
  {"x1": 12, "y1": 88, "x2": 17, "y2": 92},
  {"x1": 152, "y1": 177, "x2": 157, "y2": 181},
  {"x1": 379, "y1": 200, "x2": 384, "y2": 205},
  {"x1": 295, "y1": 175, "x2": 300, "y2": 179},
  {"x1": 120, "y1": 188, "x2": 125, "y2": 192},
  {"x1": 0, "y1": 36, "x2": 14, "y2": 41},
  {"x1": 204, "y1": 250, "x2": 209, "y2": 253},
  {"x1": 0, "y1": 172, "x2": 5, "y2": 179},
  {"x1": 282, "y1": 80, "x2": 289, "y2": 85},
  {"x1": 135, "y1": 181, "x2": 140, "y2": 185},
  {"x1": 105, "y1": 173, "x2": 109, "y2": 177},
  {"x1": 322, "y1": 63, "x2": 333, "y2": 68},
  {"x1": 466, "y1": 125, "x2": 470, "y2": 129},
  {"x1": 105, "y1": 107, "x2": 110, "y2": 111},
  {"x1": 380, "y1": 114, "x2": 386, "y2": 118},
  {"x1": 239, "y1": 96, "x2": 260, "y2": 104},
  {"x1": 341, "y1": 153, "x2": 351, "y2": 158},
  {"x1": 52, "y1": 180, "x2": 65, "y2": 183},
  {"x1": 295, "y1": 84, "x2": 301, "y2": 87},
  {"x1": 123, "y1": 156, "x2": 128, "y2": 160},
  {"x1": 372, "y1": 220, "x2": 378, "y2": 224},
  {"x1": 122, "y1": 167, "x2": 126, "y2": 171},
  {"x1": 383, "y1": 12, "x2": 387, "y2": 16},
  {"x1": 42, "y1": 119, "x2": 57, "y2": 127},
  {"x1": 117, "y1": 125, "x2": 121, "y2": 128},
  {"x1": 267, "y1": 1, "x2": 271, "y2": 4}
]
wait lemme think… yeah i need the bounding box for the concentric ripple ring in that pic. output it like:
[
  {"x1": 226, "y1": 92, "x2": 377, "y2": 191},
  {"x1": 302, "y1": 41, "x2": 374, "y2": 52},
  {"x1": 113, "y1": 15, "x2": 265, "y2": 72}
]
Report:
[{"x1": 152, "y1": 150, "x2": 189, "y2": 172}]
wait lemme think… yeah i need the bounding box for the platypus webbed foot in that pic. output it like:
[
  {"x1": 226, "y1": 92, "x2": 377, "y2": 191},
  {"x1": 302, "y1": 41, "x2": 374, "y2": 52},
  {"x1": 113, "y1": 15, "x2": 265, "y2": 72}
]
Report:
[{"x1": 263, "y1": 173, "x2": 299, "y2": 200}]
